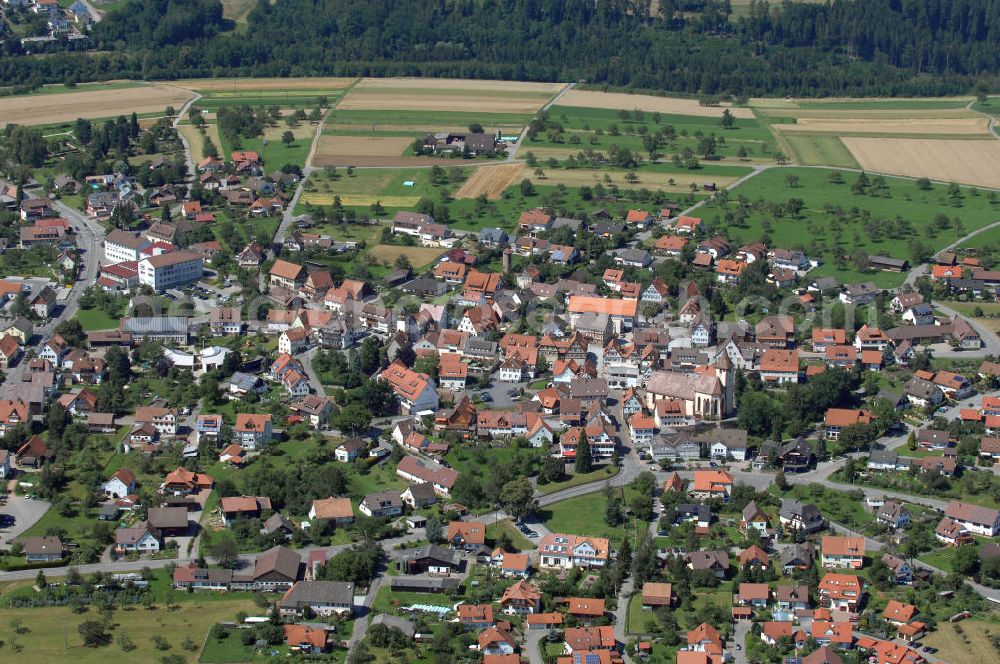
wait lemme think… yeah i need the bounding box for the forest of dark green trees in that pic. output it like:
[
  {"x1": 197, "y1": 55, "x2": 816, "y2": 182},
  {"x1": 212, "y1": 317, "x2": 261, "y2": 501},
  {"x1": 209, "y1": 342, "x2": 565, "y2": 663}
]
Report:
[{"x1": 2, "y1": 0, "x2": 1000, "y2": 97}]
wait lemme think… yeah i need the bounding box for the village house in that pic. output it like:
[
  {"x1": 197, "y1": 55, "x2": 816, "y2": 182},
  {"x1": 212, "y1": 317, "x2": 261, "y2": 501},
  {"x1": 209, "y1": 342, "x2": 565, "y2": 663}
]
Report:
[
  {"x1": 308, "y1": 497, "x2": 355, "y2": 525},
  {"x1": 821, "y1": 536, "x2": 865, "y2": 569},
  {"x1": 278, "y1": 581, "x2": 354, "y2": 618},
  {"x1": 818, "y1": 573, "x2": 862, "y2": 611},
  {"x1": 538, "y1": 533, "x2": 610, "y2": 569}
]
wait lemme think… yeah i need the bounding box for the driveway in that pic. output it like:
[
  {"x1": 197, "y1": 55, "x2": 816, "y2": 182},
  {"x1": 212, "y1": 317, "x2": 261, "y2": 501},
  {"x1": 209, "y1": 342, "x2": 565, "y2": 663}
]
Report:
[
  {"x1": 731, "y1": 620, "x2": 752, "y2": 664},
  {"x1": 0, "y1": 494, "x2": 52, "y2": 547},
  {"x1": 524, "y1": 627, "x2": 548, "y2": 664}
]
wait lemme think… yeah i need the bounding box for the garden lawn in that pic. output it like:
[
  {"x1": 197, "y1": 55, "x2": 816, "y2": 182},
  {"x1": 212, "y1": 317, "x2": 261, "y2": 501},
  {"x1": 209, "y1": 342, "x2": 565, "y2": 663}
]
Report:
[
  {"x1": 536, "y1": 464, "x2": 621, "y2": 495},
  {"x1": 76, "y1": 307, "x2": 120, "y2": 331},
  {"x1": 22, "y1": 478, "x2": 102, "y2": 545},
  {"x1": 771, "y1": 483, "x2": 875, "y2": 531},
  {"x1": 486, "y1": 519, "x2": 536, "y2": 552},
  {"x1": 921, "y1": 620, "x2": 1000, "y2": 664},
  {"x1": 540, "y1": 491, "x2": 635, "y2": 546},
  {"x1": 370, "y1": 587, "x2": 457, "y2": 614},
  {"x1": 199, "y1": 630, "x2": 283, "y2": 662},
  {"x1": 349, "y1": 462, "x2": 407, "y2": 497},
  {"x1": 444, "y1": 446, "x2": 546, "y2": 479},
  {"x1": 626, "y1": 592, "x2": 658, "y2": 635},
  {"x1": 0, "y1": 598, "x2": 256, "y2": 664}
]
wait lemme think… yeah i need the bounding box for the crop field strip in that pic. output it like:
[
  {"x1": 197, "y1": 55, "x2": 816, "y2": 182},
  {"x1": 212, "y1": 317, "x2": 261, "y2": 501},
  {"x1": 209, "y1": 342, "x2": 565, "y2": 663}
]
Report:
[
  {"x1": 454, "y1": 163, "x2": 526, "y2": 199},
  {"x1": 0, "y1": 83, "x2": 194, "y2": 126},
  {"x1": 841, "y1": 136, "x2": 1000, "y2": 189},
  {"x1": 780, "y1": 133, "x2": 860, "y2": 168},
  {"x1": 173, "y1": 77, "x2": 356, "y2": 92},
  {"x1": 336, "y1": 77, "x2": 564, "y2": 114},
  {"x1": 558, "y1": 89, "x2": 755, "y2": 118}
]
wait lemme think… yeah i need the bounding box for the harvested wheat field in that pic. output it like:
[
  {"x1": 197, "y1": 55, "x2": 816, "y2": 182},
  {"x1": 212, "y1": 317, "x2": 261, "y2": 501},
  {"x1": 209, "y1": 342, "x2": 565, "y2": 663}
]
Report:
[
  {"x1": 311, "y1": 134, "x2": 411, "y2": 165},
  {"x1": 351, "y1": 77, "x2": 563, "y2": 93},
  {"x1": 329, "y1": 122, "x2": 524, "y2": 134},
  {"x1": 762, "y1": 107, "x2": 974, "y2": 119},
  {"x1": 455, "y1": 163, "x2": 525, "y2": 199},
  {"x1": 842, "y1": 137, "x2": 1000, "y2": 188},
  {"x1": 558, "y1": 90, "x2": 755, "y2": 118},
  {"x1": 175, "y1": 77, "x2": 355, "y2": 92},
  {"x1": 0, "y1": 83, "x2": 193, "y2": 126},
  {"x1": 338, "y1": 78, "x2": 561, "y2": 113},
  {"x1": 778, "y1": 117, "x2": 990, "y2": 135},
  {"x1": 368, "y1": 244, "x2": 444, "y2": 269},
  {"x1": 338, "y1": 93, "x2": 549, "y2": 114}
]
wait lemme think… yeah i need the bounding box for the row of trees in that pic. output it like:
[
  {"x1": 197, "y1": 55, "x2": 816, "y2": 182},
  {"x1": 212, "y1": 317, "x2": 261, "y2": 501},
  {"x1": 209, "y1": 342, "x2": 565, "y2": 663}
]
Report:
[{"x1": 2, "y1": 0, "x2": 999, "y2": 96}]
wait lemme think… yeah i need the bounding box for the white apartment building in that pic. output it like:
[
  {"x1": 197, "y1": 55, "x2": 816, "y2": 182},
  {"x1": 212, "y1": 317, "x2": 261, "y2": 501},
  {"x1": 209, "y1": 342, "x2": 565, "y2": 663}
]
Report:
[
  {"x1": 104, "y1": 229, "x2": 151, "y2": 263},
  {"x1": 138, "y1": 251, "x2": 203, "y2": 291}
]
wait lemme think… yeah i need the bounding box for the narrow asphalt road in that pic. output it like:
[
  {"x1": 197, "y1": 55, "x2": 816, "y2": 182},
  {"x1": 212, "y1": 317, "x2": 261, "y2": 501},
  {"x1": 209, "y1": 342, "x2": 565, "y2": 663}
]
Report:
[{"x1": 2, "y1": 197, "x2": 104, "y2": 386}]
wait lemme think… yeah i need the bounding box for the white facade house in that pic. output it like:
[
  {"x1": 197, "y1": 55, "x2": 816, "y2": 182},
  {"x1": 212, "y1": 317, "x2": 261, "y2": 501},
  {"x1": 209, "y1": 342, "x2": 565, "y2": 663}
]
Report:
[
  {"x1": 138, "y1": 251, "x2": 203, "y2": 291},
  {"x1": 537, "y1": 533, "x2": 609, "y2": 569},
  {"x1": 234, "y1": 414, "x2": 273, "y2": 450},
  {"x1": 104, "y1": 229, "x2": 151, "y2": 264},
  {"x1": 102, "y1": 468, "x2": 136, "y2": 499}
]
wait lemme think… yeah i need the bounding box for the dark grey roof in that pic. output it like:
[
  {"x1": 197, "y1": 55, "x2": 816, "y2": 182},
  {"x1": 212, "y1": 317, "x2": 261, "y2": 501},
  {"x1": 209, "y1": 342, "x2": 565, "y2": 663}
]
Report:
[
  {"x1": 780, "y1": 543, "x2": 814, "y2": 565},
  {"x1": 876, "y1": 388, "x2": 905, "y2": 405},
  {"x1": 811, "y1": 277, "x2": 839, "y2": 291},
  {"x1": 263, "y1": 513, "x2": 295, "y2": 535},
  {"x1": 904, "y1": 377, "x2": 942, "y2": 399},
  {"x1": 405, "y1": 544, "x2": 460, "y2": 566},
  {"x1": 253, "y1": 545, "x2": 302, "y2": 581},
  {"x1": 371, "y1": 614, "x2": 415, "y2": 637},
  {"x1": 389, "y1": 576, "x2": 460, "y2": 592},
  {"x1": 404, "y1": 482, "x2": 437, "y2": 501},
  {"x1": 843, "y1": 281, "x2": 878, "y2": 296},
  {"x1": 868, "y1": 255, "x2": 907, "y2": 268},
  {"x1": 400, "y1": 278, "x2": 444, "y2": 295},
  {"x1": 869, "y1": 450, "x2": 899, "y2": 465},
  {"x1": 147, "y1": 506, "x2": 189, "y2": 529},
  {"x1": 618, "y1": 248, "x2": 651, "y2": 264},
  {"x1": 552, "y1": 217, "x2": 583, "y2": 231},
  {"x1": 686, "y1": 550, "x2": 729, "y2": 570},
  {"x1": 676, "y1": 503, "x2": 711, "y2": 522},
  {"x1": 463, "y1": 337, "x2": 498, "y2": 355},
  {"x1": 478, "y1": 228, "x2": 509, "y2": 243},
  {"x1": 277, "y1": 580, "x2": 354, "y2": 609},
  {"x1": 228, "y1": 371, "x2": 262, "y2": 391},
  {"x1": 779, "y1": 499, "x2": 822, "y2": 524},
  {"x1": 568, "y1": 378, "x2": 608, "y2": 399},
  {"x1": 591, "y1": 222, "x2": 625, "y2": 235},
  {"x1": 693, "y1": 428, "x2": 747, "y2": 449},
  {"x1": 947, "y1": 278, "x2": 986, "y2": 290}
]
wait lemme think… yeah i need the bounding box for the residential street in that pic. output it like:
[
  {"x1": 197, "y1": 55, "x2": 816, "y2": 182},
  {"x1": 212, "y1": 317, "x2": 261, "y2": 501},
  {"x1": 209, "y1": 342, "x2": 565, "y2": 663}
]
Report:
[
  {"x1": 3, "y1": 196, "x2": 104, "y2": 386},
  {"x1": 0, "y1": 527, "x2": 426, "y2": 582}
]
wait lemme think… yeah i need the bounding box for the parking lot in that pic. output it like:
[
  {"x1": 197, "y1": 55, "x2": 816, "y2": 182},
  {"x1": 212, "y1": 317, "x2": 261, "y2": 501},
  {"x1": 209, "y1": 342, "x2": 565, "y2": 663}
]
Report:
[
  {"x1": 0, "y1": 492, "x2": 52, "y2": 547},
  {"x1": 467, "y1": 380, "x2": 530, "y2": 409}
]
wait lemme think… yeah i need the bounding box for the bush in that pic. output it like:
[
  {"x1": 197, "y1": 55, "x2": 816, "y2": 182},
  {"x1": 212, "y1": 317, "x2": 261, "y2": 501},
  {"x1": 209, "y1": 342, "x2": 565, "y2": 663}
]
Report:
[
  {"x1": 116, "y1": 633, "x2": 136, "y2": 652},
  {"x1": 78, "y1": 620, "x2": 111, "y2": 647}
]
